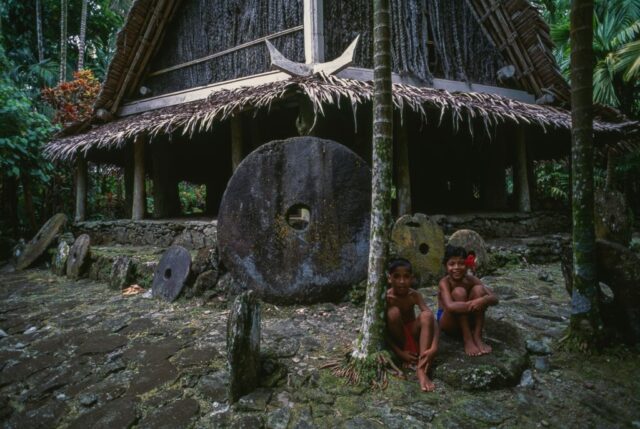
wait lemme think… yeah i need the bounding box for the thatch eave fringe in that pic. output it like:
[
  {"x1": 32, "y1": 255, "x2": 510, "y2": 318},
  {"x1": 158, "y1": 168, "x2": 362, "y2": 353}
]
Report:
[{"x1": 45, "y1": 74, "x2": 638, "y2": 162}]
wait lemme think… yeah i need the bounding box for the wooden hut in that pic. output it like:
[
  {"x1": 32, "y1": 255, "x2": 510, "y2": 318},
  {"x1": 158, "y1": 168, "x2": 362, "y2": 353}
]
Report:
[{"x1": 45, "y1": 0, "x2": 638, "y2": 221}]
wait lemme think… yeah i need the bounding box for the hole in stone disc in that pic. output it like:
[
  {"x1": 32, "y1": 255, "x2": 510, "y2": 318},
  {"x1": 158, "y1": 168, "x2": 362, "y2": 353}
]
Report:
[
  {"x1": 406, "y1": 222, "x2": 420, "y2": 228},
  {"x1": 164, "y1": 268, "x2": 172, "y2": 280},
  {"x1": 73, "y1": 251, "x2": 78, "y2": 258},
  {"x1": 286, "y1": 204, "x2": 311, "y2": 231},
  {"x1": 419, "y1": 243, "x2": 430, "y2": 255}
]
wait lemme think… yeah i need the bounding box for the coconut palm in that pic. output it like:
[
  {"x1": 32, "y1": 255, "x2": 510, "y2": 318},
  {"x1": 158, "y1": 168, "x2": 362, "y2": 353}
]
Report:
[{"x1": 551, "y1": 0, "x2": 640, "y2": 114}]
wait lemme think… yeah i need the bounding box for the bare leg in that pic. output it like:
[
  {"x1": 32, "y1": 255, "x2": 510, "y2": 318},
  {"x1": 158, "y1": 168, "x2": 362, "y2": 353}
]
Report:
[
  {"x1": 415, "y1": 310, "x2": 436, "y2": 392},
  {"x1": 387, "y1": 306, "x2": 416, "y2": 365},
  {"x1": 441, "y1": 287, "x2": 481, "y2": 356},
  {"x1": 470, "y1": 285, "x2": 492, "y2": 355}
]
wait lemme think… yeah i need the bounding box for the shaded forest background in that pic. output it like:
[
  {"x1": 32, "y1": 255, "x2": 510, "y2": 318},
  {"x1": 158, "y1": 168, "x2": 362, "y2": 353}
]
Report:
[{"x1": 0, "y1": 0, "x2": 638, "y2": 258}]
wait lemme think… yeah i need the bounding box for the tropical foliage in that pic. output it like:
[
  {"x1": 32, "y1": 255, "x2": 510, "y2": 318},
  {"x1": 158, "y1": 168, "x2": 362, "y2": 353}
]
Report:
[{"x1": 545, "y1": 0, "x2": 640, "y2": 116}]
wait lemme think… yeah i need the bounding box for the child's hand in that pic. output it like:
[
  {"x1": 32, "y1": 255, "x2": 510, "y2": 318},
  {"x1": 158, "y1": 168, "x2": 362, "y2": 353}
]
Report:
[
  {"x1": 399, "y1": 350, "x2": 418, "y2": 364},
  {"x1": 468, "y1": 297, "x2": 487, "y2": 312}
]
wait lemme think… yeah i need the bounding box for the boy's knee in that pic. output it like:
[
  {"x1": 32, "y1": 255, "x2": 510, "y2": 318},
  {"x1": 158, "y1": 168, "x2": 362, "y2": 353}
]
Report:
[
  {"x1": 451, "y1": 287, "x2": 468, "y2": 301},
  {"x1": 387, "y1": 306, "x2": 402, "y2": 321},
  {"x1": 469, "y1": 284, "x2": 486, "y2": 299},
  {"x1": 418, "y1": 310, "x2": 434, "y2": 325}
]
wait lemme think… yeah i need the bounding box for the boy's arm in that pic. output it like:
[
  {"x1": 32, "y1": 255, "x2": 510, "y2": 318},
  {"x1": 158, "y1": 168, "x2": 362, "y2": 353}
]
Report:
[
  {"x1": 468, "y1": 276, "x2": 499, "y2": 309},
  {"x1": 438, "y1": 279, "x2": 471, "y2": 313},
  {"x1": 414, "y1": 290, "x2": 432, "y2": 314}
]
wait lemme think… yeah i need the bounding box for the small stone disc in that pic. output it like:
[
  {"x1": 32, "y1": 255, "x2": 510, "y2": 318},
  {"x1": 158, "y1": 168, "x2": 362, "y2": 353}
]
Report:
[
  {"x1": 152, "y1": 245, "x2": 192, "y2": 302},
  {"x1": 391, "y1": 213, "x2": 445, "y2": 286},
  {"x1": 447, "y1": 229, "x2": 488, "y2": 269},
  {"x1": 66, "y1": 234, "x2": 91, "y2": 279},
  {"x1": 16, "y1": 213, "x2": 67, "y2": 270}
]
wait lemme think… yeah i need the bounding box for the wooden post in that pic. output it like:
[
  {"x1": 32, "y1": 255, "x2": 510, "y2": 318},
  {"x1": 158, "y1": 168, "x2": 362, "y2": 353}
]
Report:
[
  {"x1": 514, "y1": 126, "x2": 531, "y2": 212},
  {"x1": 395, "y1": 114, "x2": 412, "y2": 216},
  {"x1": 304, "y1": 0, "x2": 324, "y2": 64},
  {"x1": 132, "y1": 136, "x2": 146, "y2": 220},
  {"x1": 74, "y1": 156, "x2": 87, "y2": 222},
  {"x1": 231, "y1": 116, "x2": 244, "y2": 171}
]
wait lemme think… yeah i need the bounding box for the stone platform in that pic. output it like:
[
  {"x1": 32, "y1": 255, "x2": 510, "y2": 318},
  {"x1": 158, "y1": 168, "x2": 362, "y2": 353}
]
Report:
[
  {"x1": 72, "y1": 219, "x2": 217, "y2": 250},
  {"x1": 71, "y1": 212, "x2": 568, "y2": 253}
]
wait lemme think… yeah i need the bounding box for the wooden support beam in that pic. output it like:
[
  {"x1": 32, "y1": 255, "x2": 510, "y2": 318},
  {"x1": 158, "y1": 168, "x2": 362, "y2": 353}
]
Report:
[
  {"x1": 118, "y1": 67, "x2": 534, "y2": 117},
  {"x1": 231, "y1": 116, "x2": 244, "y2": 171},
  {"x1": 514, "y1": 126, "x2": 531, "y2": 212},
  {"x1": 304, "y1": 0, "x2": 324, "y2": 64},
  {"x1": 74, "y1": 156, "x2": 87, "y2": 222},
  {"x1": 132, "y1": 136, "x2": 146, "y2": 220}
]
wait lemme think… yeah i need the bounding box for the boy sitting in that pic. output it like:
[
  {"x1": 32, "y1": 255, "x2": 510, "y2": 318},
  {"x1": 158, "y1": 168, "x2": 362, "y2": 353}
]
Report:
[
  {"x1": 438, "y1": 245, "x2": 498, "y2": 356},
  {"x1": 386, "y1": 258, "x2": 439, "y2": 392}
]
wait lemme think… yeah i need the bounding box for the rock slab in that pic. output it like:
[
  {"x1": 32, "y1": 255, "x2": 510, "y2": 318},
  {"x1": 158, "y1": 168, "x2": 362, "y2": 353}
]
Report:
[
  {"x1": 432, "y1": 319, "x2": 527, "y2": 390},
  {"x1": 227, "y1": 291, "x2": 261, "y2": 402}
]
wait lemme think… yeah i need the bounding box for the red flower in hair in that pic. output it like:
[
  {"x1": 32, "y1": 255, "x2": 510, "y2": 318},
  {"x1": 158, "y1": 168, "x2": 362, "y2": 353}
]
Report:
[{"x1": 464, "y1": 254, "x2": 476, "y2": 270}]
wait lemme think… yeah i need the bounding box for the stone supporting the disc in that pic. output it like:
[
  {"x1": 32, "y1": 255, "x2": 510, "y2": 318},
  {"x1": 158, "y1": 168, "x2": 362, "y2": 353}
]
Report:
[
  {"x1": 74, "y1": 156, "x2": 88, "y2": 222},
  {"x1": 132, "y1": 136, "x2": 146, "y2": 220},
  {"x1": 514, "y1": 126, "x2": 531, "y2": 212},
  {"x1": 227, "y1": 291, "x2": 261, "y2": 403}
]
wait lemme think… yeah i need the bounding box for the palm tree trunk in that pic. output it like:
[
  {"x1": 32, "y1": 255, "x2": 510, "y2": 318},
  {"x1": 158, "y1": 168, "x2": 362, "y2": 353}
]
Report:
[
  {"x1": 353, "y1": 0, "x2": 393, "y2": 359},
  {"x1": 77, "y1": 0, "x2": 88, "y2": 70},
  {"x1": 36, "y1": 0, "x2": 45, "y2": 63},
  {"x1": 569, "y1": 0, "x2": 603, "y2": 345},
  {"x1": 59, "y1": 0, "x2": 68, "y2": 83}
]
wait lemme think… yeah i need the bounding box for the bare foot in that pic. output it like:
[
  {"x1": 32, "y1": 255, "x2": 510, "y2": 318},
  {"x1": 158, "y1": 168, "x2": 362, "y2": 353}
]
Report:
[
  {"x1": 476, "y1": 339, "x2": 492, "y2": 355},
  {"x1": 464, "y1": 339, "x2": 482, "y2": 356},
  {"x1": 417, "y1": 368, "x2": 436, "y2": 392}
]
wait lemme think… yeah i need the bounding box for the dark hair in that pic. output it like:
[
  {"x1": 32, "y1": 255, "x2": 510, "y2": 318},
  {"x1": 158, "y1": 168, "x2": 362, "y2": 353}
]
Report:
[
  {"x1": 443, "y1": 245, "x2": 467, "y2": 264},
  {"x1": 387, "y1": 257, "x2": 412, "y2": 274}
]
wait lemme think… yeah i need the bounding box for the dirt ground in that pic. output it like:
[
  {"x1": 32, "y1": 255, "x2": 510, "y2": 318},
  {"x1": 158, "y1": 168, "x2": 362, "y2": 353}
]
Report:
[{"x1": 1, "y1": 260, "x2": 639, "y2": 428}]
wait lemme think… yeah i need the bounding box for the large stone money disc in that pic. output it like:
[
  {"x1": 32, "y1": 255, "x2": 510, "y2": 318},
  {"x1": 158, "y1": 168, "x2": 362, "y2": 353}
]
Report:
[
  {"x1": 448, "y1": 229, "x2": 488, "y2": 269},
  {"x1": 66, "y1": 234, "x2": 91, "y2": 279},
  {"x1": 218, "y1": 136, "x2": 371, "y2": 304},
  {"x1": 16, "y1": 213, "x2": 67, "y2": 270},
  {"x1": 152, "y1": 245, "x2": 192, "y2": 302},
  {"x1": 391, "y1": 213, "x2": 444, "y2": 286}
]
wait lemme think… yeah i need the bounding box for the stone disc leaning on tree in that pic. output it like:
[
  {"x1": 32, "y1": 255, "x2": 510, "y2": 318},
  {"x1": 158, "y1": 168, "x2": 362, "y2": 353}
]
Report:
[
  {"x1": 66, "y1": 234, "x2": 91, "y2": 279},
  {"x1": 152, "y1": 245, "x2": 192, "y2": 302},
  {"x1": 16, "y1": 213, "x2": 67, "y2": 270},
  {"x1": 390, "y1": 213, "x2": 445, "y2": 286},
  {"x1": 447, "y1": 229, "x2": 488, "y2": 271}
]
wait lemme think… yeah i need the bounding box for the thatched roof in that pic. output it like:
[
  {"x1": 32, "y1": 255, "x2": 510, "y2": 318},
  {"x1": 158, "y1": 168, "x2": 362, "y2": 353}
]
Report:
[
  {"x1": 94, "y1": 0, "x2": 567, "y2": 115},
  {"x1": 45, "y1": 74, "x2": 637, "y2": 162}
]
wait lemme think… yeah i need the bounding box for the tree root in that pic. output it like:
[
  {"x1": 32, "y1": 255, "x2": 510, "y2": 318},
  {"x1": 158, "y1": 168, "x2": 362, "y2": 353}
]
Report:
[{"x1": 320, "y1": 350, "x2": 404, "y2": 390}]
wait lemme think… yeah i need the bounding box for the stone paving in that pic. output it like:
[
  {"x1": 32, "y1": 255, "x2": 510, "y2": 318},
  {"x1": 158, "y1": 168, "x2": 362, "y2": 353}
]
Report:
[{"x1": 1, "y1": 263, "x2": 640, "y2": 428}]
